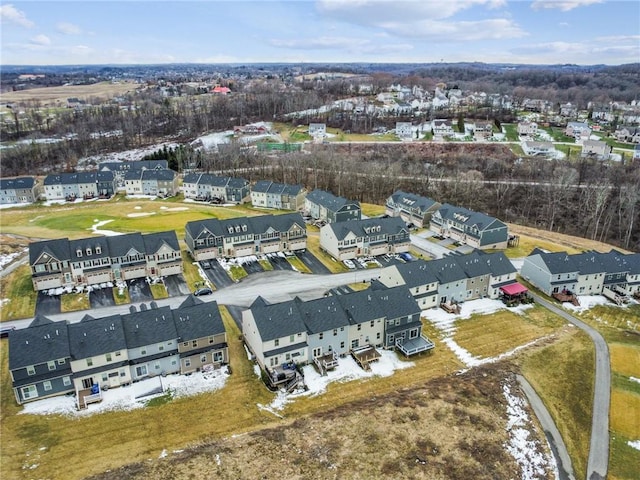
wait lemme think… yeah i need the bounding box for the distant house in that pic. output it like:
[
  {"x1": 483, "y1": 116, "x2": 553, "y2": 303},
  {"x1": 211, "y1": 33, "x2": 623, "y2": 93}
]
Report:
[
  {"x1": 517, "y1": 121, "x2": 538, "y2": 137},
  {"x1": 0, "y1": 176, "x2": 40, "y2": 205},
  {"x1": 29, "y1": 230, "x2": 182, "y2": 291},
  {"x1": 305, "y1": 189, "x2": 361, "y2": 224},
  {"x1": 182, "y1": 173, "x2": 249, "y2": 204},
  {"x1": 308, "y1": 123, "x2": 326, "y2": 140},
  {"x1": 633, "y1": 144, "x2": 640, "y2": 161},
  {"x1": 319, "y1": 217, "x2": 410, "y2": 261},
  {"x1": 385, "y1": 190, "x2": 441, "y2": 228},
  {"x1": 99, "y1": 160, "x2": 168, "y2": 185},
  {"x1": 9, "y1": 297, "x2": 229, "y2": 406},
  {"x1": 184, "y1": 212, "x2": 307, "y2": 260},
  {"x1": 211, "y1": 85, "x2": 231, "y2": 95},
  {"x1": 591, "y1": 106, "x2": 614, "y2": 123},
  {"x1": 234, "y1": 124, "x2": 270, "y2": 136},
  {"x1": 43, "y1": 172, "x2": 116, "y2": 201},
  {"x1": 565, "y1": 121, "x2": 591, "y2": 140},
  {"x1": 124, "y1": 168, "x2": 178, "y2": 197},
  {"x1": 615, "y1": 125, "x2": 640, "y2": 144},
  {"x1": 432, "y1": 119, "x2": 454, "y2": 137},
  {"x1": 473, "y1": 120, "x2": 493, "y2": 141},
  {"x1": 560, "y1": 102, "x2": 577, "y2": 117},
  {"x1": 430, "y1": 204, "x2": 508, "y2": 250},
  {"x1": 395, "y1": 122, "x2": 413, "y2": 141},
  {"x1": 581, "y1": 140, "x2": 612, "y2": 160},
  {"x1": 522, "y1": 141, "x2": 555, "y2": 157},
  {"x1": 250, "y1": 181, "x2": 306, "y2": 211}
]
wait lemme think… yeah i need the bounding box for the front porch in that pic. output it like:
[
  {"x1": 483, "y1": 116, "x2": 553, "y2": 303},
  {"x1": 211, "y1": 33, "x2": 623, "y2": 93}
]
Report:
[{"x1": 395, "y1": 335, "x2": 435, "y2": 356}]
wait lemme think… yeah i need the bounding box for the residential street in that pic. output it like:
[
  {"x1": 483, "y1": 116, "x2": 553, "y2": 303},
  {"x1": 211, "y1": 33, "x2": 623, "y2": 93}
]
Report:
[{"x1": 530, "y1": 293, "x2": 610, "y2": 480}]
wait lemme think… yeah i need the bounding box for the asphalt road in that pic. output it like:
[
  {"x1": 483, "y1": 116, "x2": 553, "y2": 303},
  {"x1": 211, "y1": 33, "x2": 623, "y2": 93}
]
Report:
[
  {"x1": 517, "y1": 374, "x2": 576, "y2": 480},
  {"x1": 531, "y1": 293, "x2": 610, "y2": 480}
]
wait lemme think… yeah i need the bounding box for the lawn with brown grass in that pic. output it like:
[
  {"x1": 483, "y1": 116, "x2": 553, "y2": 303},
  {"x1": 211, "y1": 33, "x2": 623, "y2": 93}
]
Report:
[
  {"x1": 150, "y1": 283, "x2": 169, "y2": 300},
  {"x1": 0, "y1": 264, "x2": 37, "y2": 321},
  {"x1": 453, "y1": 306, "x2": 564, "y2": 360},
  {"x1": 0, "y1": 81, "x2": 138, "y2": 105},
  {"x1": 305, "y1": 234, "x2": 348, "y2": 273},
  {"x1": 361, "y1": 202, "x2": 386, "y2": 217},
  {"x1": 60, "y1": 293, "x2": 90, "y2": 313},
  {"x1": 518, "y1": 328, "x2": 594, "y2": 480}
]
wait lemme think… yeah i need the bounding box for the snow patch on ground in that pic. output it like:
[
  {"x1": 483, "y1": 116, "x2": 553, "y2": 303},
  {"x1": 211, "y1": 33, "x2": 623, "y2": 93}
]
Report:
[
  {"x1": 90, "y1": 219, "x2": 121, "y2": 236},
  {"x1": 160, "y1": 206, "x2": 189, "y2": 211},
  {"x1": 422, "y1": 298, "x2": 537, "y2": 369},
  {"x1": 257, "y1": 350, "x2": 413, "y2": 414},
  {"x1": 628, "y1": 440, "x2": 640, "y2": 451},
  {"x1": 77, "y1": 142, "x2": 180, "y2": 168},
  {"x1": 0, "y1": 248, "x2": 27, "y2": 271},
  {"x1": 562, "y1": 295, "x2": 611, "y2": 312},
  {"x1": 20, "y1": 369, "x2": 229, "y2": 417},
  {"x1": 503, "y1": 382, "x2": 558, "y2": 479},
  {"x1": 630, "y1": 376, "x2": 640, "y2": 384},
  {"x1": 127, "y1": 212, "x2": 156, "y2": 218}
]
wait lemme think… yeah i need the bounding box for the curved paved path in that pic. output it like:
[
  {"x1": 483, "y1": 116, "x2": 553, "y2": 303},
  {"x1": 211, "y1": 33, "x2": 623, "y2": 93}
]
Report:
[
  {"x1": 531, "y1": 293, "x2": 610, "y2": 480},
  {"x1": 517, "y1": 374, "x2": 576, "y2": 480}
]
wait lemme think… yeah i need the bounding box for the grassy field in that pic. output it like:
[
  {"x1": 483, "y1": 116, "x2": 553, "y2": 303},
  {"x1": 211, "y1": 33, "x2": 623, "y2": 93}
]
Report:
[
  {"x1": 60, "y1": 293, "x2": 90, "y2": 313},
  {"x1": 0, "y1": 82, "x2": 138, "y2": 106},
  {"x1": 519, "y1": 328, "x2": 595, "y2": 480},
  {"x1": 150, "y1": 283, "x2": 169, "y2": 300},
  {"x1": 287, "y1": 256, "x2": 312, "y2": 274},
  {"x1": 0, "y1": 264, "x2": 37, "y2": 321},
  {"x1": 361, "y1": 202, "x2": 386, "y2": 217}
]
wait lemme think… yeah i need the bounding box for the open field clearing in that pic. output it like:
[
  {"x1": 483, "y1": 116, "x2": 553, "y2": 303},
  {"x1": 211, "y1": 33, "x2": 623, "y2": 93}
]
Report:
[
  {"x1": 0, "y1": 82, "x2": 138, "y2": 105},
  {"x1": 0, "y1": 264, "x2": 37, "y2": 320},
  {"x1": 502, "y1": 232, "x2": 583, "y2": 258},
  {"x1": 609, "y1": 342, "x2": 640, "y2": 378},
  {"x1": 506, "y1": 223, "x2": 631, "y2": 254}
]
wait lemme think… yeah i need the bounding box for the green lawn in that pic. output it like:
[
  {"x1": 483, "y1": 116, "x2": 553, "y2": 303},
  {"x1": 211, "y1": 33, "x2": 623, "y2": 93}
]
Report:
[
  {"x1": 0, "y1": 264, "x2": 37, "y2": 321},
  {"x1": 113, "y1": 286, "x2": 131, "y2": 305},
  {"x1": 150, "y1": 283, "x2": 169, "y2": 300},
  {"x1": 60, "y1": 293, "x2": 90, "y2": 313},
  {"x1": 502, "y1": 123, "x2": 519, "y2": 141}
]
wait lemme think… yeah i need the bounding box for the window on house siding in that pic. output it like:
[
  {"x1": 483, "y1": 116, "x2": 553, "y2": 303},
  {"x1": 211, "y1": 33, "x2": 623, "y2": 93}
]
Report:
[
  {"x1": 290, "y1": 335, "x2": 295, "y2": 342},
  {"x1": 105, "y1": 353, "x2": 112, "y2": 362},
  {"x1": 63, "y1": 376, "x2": 71, "y2": 386},
  {"x1": 48, "y1": 361, "x2": 56, "y2": 371},
  {"x1": 86, "y1": 358, "x2": 93, "y2": 367},
  {"x1": 319, "y1": 332, "x2": 323, "y2": 340},
  {"x1": 213, "y1": 351, "x2": 223, "y2": 362},
  {"x1": 27, "y1": 365, "x2": 36, "y2": 375},
  {"x1": 21, "y1": 385, "x2": 38, "y2": 400},
  {"x1": 274, "y1": 339, "x2": 279, "y2": 347}
]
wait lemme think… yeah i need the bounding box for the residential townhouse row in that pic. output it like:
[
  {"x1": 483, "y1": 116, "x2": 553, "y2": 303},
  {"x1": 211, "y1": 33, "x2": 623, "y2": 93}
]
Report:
[
  {"x1": 304, "y1": 189, "x2": 361, "y2": 224},
  {"x1": 384, "y1": 190, "x2": 509, "y2": 250},
  {"x1": 29, "y1": 231, "x2": 182, "y2": 292},
  {"x1": 0, "y1": 176, "x2": 40, "y2": 205},
  {"x1": 43, "y1": 171, "x2": 117, "y2": 201},
  {"x1": 9, "y1": 296, "x2": 228, "y2": 407},
  {"x1": 319, "y1": 216, "x2": 411, "y2": 261},
  {"x1": 242, "y1": 282, "x2": 434, "y2": 385},
  {"x1": 521, "y1": 248, "x2": 640, "y2": 299},
  {"x1": 378, "y1": 250, "x2": 519, "y2": 309},
  {"x1": 184, "y1": 212, "x2": 307, "y2": 261}
]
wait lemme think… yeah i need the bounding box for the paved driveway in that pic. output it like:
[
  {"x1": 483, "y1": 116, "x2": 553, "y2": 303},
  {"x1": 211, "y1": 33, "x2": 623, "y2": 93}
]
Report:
[
  {"x1": 243, "y1": 259, "x2": 264, "y2": 275},
  {"x1": 164, "y1": 274, "x2": 190, "y2": 296},
  {"x1": 268, "y1": 254, "x2": 293, "y2": 271},
  {"x1": 35, "y1": 291, "x2": 61, "y2": 316},
  {"x1": 89, "y1": 287, "x2": 116, "y2": 309},
  {"x1": 201, "y1": 260, "x2": 234, "y2": 289},
  {"x1": 127, "y1": 278, "x2": 153, "y2": 303},
  {"x1": 295, "y1": 250, "x2": 331, "y2": 274}
]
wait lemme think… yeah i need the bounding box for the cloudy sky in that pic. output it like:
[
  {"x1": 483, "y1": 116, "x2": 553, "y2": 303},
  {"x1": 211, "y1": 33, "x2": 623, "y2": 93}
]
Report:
[{"x1": 1, "y1": 0, "x2": 638, "y2": 65}]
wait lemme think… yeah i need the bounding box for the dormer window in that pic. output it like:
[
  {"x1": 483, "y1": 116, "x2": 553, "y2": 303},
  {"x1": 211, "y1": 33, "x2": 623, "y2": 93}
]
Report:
[
  {"x1": 76, "y1": 249, "x2": 82, "y2": 258},
  {"x1": 86, "y1": 247, "x2": 92, "y2": 256},
  {"x1": 96, "y1": 246, "x2": 102, "y2": 254}
]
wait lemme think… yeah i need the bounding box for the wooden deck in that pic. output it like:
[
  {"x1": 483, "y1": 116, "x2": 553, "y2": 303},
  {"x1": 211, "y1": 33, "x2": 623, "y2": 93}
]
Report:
[
  {"x1": 351, "y1": 346, "x2": 381, "y2": 371},
  {"x1": 552, "y1": 291, "x2": 580, "y2": 306},
  {"x1": 77, "y1": 386, "x2": 102, "y2": 410},
  {"x1": 440, "y1": 302, "x2": 461, "y2": 314},
  {"x1": 314, "y1": 351, "x2": 339, "y2": 376}
]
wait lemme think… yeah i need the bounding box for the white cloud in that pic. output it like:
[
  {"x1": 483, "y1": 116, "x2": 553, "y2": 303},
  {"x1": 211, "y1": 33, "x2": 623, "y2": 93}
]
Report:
[
  {"x1": 30, "y1": 34, "x2": 51, "y2": 46},
  {"x1": 531, "y1": 0, "x2": 603, "y2": 11},
  {"x1": 379, "y1": 18, "x2": 526, "y2": 40},
  {"x1": 509, "y1": 37, "x2": 640, "y2": 64},
  {"x1": 270, "y1": 36, "x2": 369, "y2": 50},
  {"x1": 56, "y1": 22, "x2": 82, "y2": 35},
  {"x1": 0, "y1": 4, "x2": 34, "y2": 28}
]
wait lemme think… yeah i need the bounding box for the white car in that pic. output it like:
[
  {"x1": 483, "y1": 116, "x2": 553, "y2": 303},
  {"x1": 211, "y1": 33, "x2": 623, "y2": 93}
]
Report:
[{"x1": 343, "y1": 259, "x2": 356, "y2": 269}]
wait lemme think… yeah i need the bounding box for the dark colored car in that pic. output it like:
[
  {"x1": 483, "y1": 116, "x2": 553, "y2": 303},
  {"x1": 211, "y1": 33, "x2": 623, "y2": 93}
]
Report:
[{"x1": 194, "y1": 287, "x2": 213, "y2": 296}]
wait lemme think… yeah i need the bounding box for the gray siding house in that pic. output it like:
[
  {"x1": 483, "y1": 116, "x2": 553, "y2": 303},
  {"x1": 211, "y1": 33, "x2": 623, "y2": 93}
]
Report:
[
  {"x1": 320, "y1": 217, "x2": 410, "y2": 261},
  {"x1": 182, "y1": 173, "x2": 249, "y2": 204},
  {"x1": 0, "y1": 176, "x2": 40, "y2": 205},
  {"x1": 184, "y1": 212, "x2": 307, "y2": 261},
  {"x1": 521, "y1": 249, "x2": 580, "y2": 295},
  {"x1": 430, "y1": 203, "x2": 508, "y2": 249},
  {"x1": 250, "y1": 181, "x2": 306, "y2": 211},
  {"x1": 385, "y1": 190, "x2": 441, "y2": 227},
  {"x1": 305, "y1": 189, "x2": 361, "y2": 224}
]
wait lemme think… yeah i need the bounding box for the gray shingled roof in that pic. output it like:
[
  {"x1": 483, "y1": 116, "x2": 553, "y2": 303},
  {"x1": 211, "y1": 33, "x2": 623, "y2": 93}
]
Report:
[
  {"x1": 571, "y1": 252, "x2": 607, "y2": 275},
  {"x1": 430, "y1": 257, "x2": 469, "y2": 284},
  {"x1": 43, "y1": 172, "x2": 78, "y2": 186},
  {"x1": 391, "y1": 260, "x2": 438, "y2": 288},
  {"x1": 29, "y1": 238, "x2": 71, "y2": 264},
  {"x1": 172, "y1": 301, "x2": 225, "y2": 341},
  {"x1": 335, "y1": 289, "x2": 384, "y2": 326},
  {"x1": 0, "y1": 177, "x2": 35, "y2": 190},
  {"x1": 122, "y1": 305, "x2": 177, "y2": 349},
  {"x1": 529, "y1": 249, "x2": 578, "y2": 274},
  {"x1": 106, "y1": 233, "x2": 146, "y2": 258},
  {"x1": 436, "y1": 203, "x2": 505, "y2": 232},
  {"x1": 185, "y1": 212, "x2": 305, "y2": 241},
  {"x1": 372, "y1": 284, "x2": 420, "y2": 319},
  {"x1": 388, "y1": 190, "x2": 438, "y2": 213},
  {"x1": 306, "y1": 189, "x2": 360, "y2": 212},
  {"x1": 252, "y1": 181, "x2": 303, "y2": 196},
  {"x1": 8, "y1": 317, "x2": 70, "y2": 369},
  {"x1": 326, "y1": 217, "x2": 407, "y2": 241},
  {"x1": 249, "y1": 301, "x2": 307, "y2": 341},
  {"x1": 141, "y1": 169, "x2": 177, "y2": 181},
  {"x1": 68, "y1": 314, "x2": 128, "y2": 360},
  {"x1": 298, "y1": 296, "x2": 350, "y2": 333},
  {"x1": 143, "y1": 231, "x2": 180, "y2": 253}
]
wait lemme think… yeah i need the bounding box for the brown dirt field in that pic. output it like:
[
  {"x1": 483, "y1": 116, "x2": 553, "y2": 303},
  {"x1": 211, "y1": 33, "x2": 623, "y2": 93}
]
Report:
[
  {"x1": 0, "y1": 82, "x2": 139, "y2": 106},
  {"x1": 506, "y1": 223, "x2": 630, "y2": 254},
  {"x1": 85, "y1": 363, "x2": 555, "y2": 480}
]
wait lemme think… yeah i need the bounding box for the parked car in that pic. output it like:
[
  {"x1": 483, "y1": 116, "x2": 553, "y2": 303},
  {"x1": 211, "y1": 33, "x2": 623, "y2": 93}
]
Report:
[
  {"x1": 201, "y1": 261, "x2": 211, "y2": 269},
  {"x1": 0, "y1": 326, "x2": 16, "y2": 338},
  {"x1": 343, "y1": 259, "x2": 356, "y2": 269},
  {"x1": 194, "y1": 287, "x2": 213, "y2": 296}
]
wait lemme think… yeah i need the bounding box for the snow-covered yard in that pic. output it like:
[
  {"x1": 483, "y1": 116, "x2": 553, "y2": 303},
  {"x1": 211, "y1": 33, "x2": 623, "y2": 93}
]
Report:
[
  {"x1": 20, "y1": 369, "x2": 229, "y2": 417},
  {"x1": 0, "y1": 247, "x2": 27, "y2": 271}
]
